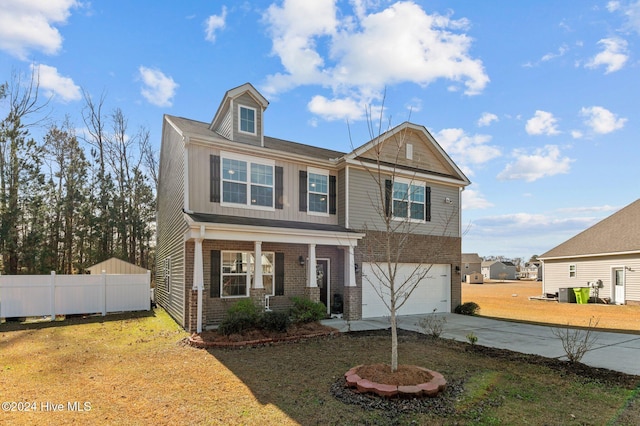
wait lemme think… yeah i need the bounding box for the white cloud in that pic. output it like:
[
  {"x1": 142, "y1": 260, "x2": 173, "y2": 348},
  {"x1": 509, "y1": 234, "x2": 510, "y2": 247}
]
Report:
[
  {"x1": 541, "y1": 44, "x2": 568, "y2": 62},
  {"x1": 609, "y1": 0, "x2": 640, "y2": 34},
  {"x1": 525, "y1": 110, "x2": 560, "y2": 136},
  {"x1": 497, "y1": 145, "x2": 573, "y2": 182},
  {"x1": 472, "y1": 213, "x2": 596, "y2": 236},
  {"x1": 30, "y1": 63, "x2": 80, "y2": 103},
  {"x1": 262, "y1": 0, "x2": 489, "y2": 121},
  {"x1": 0, "y1": 0, "x2": 78, "y2": 60},
  {"x1": 477, "y1": 112, "x2": 498, "y2": 127},
  {"x1": 307, "y1": 95, "x2": 370, "y2": 121},
  {"x1": 138, "y1": 66, "x2": 179, "y2": 107},
  {"x1": 580, "y1": 106, "x2": 627, "y2": 134},
  {"x1": 434, "y1": 128, "x2": 501, "y2": 176},
  {"x1": 585, "y1": 37, "x2": 629, "y2": 73},
  {"x1": 571, "y1": 130, "x2": 583, "y2": 139},
  {"x1": 462, "y1": 188, "x2": 493, "y2": 210},
  {"x1": 204, "y1": 6, "x2": 227, "y2": 43}
]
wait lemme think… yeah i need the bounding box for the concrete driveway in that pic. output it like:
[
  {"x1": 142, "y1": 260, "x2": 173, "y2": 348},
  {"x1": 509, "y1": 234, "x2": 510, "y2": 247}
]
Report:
[{"x1": 322, "y1": 313, "x2": 640, "y2": 376}]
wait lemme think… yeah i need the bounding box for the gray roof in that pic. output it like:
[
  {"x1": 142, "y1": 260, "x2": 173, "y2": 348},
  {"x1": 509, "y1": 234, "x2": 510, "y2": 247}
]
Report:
[
  {"x1": 461, "y1": 253, "x2": 482, "y2": 263},
  {"x1": 187, "y1": 212, "x2": 358, "y2": 234},
  {"x1": 540, "y1": 198, "x2": 640, "y2": 259},
  {"x1": 166, "y1": 115, "x2": 346, "y2": 162}
]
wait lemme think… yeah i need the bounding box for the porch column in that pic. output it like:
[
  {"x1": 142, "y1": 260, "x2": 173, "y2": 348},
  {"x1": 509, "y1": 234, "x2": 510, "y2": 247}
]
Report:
[
  {"x1": 307, "y1": 244, "x2": 317, "y2": 287},
  {"x1": 193, "y1": 235, "x2": 204, "y2": 333},
  {"x1": 253, "y1": 241, "x2": 264, "y2": 289},
  {"x1": 344, "y1": 245, "x2": 356, "y2": 287}
]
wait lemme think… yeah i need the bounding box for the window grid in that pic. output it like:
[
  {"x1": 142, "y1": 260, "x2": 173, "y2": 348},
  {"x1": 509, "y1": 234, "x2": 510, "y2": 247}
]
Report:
[
  {"x1": 221, "y1": 156, "x2": 273, "y2": 208},
  {"x1": 220, "y1": 251, "x2": 275, "y2": 298},
  {"x1": 392, "y1": 181, "x2": 425, "y2": 220},
  {"x1": 308, "y1": 172, "x2": 328, "y2": 213},
  {"x1": 240, "y1": 106, "x2": 255, "y2": 134}
]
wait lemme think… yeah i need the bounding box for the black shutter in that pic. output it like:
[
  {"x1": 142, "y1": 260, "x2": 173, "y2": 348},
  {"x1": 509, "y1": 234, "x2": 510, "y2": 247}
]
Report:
[
  {"x1": 210, "y1": 250, "x2": 221, "y2": 298},
  {"x1": 426, "y1": 186, "x2": 431, "y2": 221},
  {"x1": 384, "y1": 179, "x2": 392, "y2": 217},
  {"x1": 299, "y1": 170, "x2": 307, "y2": 212},
  {"x1": 275, "y1": 166, "x2": 284, "y2": 209},
  {"x1": 210, "y1": 155, "x2": 220, "y2": 203},
  {"x1": 329, "y1": 175, "x2": 336, "y2": 215},
  {"x1": 275, "y1": 252, "x2": 285, "y2": 296}
]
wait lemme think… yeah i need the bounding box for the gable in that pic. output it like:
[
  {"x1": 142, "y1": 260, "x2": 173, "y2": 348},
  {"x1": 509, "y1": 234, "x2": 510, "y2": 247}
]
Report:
[
  {"x1": 350, "y1": 122, "x2": 469, "y2": 185},
  {"x1": 540, "y1": 198, "x2": 640, "y2": 259}
]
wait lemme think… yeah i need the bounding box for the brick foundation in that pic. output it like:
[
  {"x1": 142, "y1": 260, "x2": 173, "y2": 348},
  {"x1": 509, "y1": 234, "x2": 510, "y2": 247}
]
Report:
[{"x1": 304, "y1": 286, "x2": 320, "y2": 303}]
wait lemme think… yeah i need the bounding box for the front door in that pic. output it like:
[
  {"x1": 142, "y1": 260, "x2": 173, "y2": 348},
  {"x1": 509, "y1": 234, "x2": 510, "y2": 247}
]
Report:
[
  {"x1": 317, "y1": 259, "x2": 330, "y2": 314},
  {"x1": 613, "y1": 268, "x2": 625, "y2": 305}
]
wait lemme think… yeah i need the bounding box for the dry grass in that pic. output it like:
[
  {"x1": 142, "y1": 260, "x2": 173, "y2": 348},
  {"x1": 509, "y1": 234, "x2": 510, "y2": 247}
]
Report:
[
  {"x1": 463, "y1": 280, "x2": 640, "y2": 332},
  {"x1": 1, "y1": 307, "x2": 639, "y2": 425}
]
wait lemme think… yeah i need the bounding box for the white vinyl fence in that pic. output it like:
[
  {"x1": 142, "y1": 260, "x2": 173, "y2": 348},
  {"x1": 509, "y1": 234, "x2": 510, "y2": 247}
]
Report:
[{"x1": 0, "y1": 271, "x2": 151, "y2": 319}]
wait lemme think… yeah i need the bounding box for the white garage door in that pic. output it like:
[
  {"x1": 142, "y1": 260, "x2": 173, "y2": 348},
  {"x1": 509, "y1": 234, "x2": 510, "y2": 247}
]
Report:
[{"x1": 361, "y1": 263, "x2": 450, "y2": 318}]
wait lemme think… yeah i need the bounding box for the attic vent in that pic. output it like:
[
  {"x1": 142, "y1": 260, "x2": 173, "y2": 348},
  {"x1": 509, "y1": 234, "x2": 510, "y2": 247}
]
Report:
[{"x1": 406, "y1": 143, "x2": 413, "y2": 160}]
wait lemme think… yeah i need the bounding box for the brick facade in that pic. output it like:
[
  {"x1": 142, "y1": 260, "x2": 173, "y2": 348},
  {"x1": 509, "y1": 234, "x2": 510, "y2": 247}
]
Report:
[{"x1": 183, "y1": 231, "x2": 461, "y2": 331}]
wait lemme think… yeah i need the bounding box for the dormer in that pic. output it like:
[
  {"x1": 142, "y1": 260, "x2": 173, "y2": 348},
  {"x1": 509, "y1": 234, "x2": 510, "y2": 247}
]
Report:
[{"x1": 209, "y1": 83, "x2": 269, "y2": 147}]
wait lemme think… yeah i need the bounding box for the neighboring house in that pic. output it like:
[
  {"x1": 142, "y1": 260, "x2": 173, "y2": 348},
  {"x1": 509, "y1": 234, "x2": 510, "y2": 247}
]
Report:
[
  {"x1": 461, "y1": 253, "x2": 482, "y2": 282},
  {"x1": 155, "y1": 83, "x2": 470, "y2": 332},
  {"x1": 519, "y1": 262, "x2": 542, "y2": 280},
  {"x1": 539, "y1": 199, "x2": 640, "y2": 305},
  {"x1": 87, "y1": 257, "x2": 149, "y2": 275},
  {"x1": 481, "y1": 260, "x2": 517, "y2": 280}
]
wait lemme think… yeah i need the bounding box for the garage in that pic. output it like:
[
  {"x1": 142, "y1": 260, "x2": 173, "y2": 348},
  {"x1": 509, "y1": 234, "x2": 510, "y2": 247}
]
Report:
[{"x1": 361, "y1": 263, "x2": 451, "y2": 318}]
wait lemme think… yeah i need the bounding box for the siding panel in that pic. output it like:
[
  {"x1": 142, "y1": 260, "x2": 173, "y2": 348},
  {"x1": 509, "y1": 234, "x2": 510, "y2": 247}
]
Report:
[
  {"x1": 156, "y1": 122, "x2": 188, "y2": 326},
  {"x1": 347, "y1": 167, "x2": 460, "y2": 237}
]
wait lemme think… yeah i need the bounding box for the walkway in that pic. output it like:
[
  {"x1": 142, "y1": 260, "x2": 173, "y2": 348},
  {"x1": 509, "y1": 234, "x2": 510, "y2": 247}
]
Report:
[{"x1": 322, "y1": 313, "x2": 640, "y2": 376}]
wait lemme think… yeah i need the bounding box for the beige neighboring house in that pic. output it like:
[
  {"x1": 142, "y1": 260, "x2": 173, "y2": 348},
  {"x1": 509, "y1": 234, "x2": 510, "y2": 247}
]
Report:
[
  {"x1": 462, "y1": 253, "x2": 483, "y2": 283},
  {"x1": 87, "y1": 257, "x2": 149, "y2": 275},
  {"x1": 539, "y1": 198, "x2": 640, "y2": 305},
  {"x1": 155, "y1": 83, "x2": 470, "y2": 333}
]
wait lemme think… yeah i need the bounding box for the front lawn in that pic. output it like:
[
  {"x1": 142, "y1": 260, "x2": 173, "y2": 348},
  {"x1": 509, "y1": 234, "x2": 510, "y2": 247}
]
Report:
[{"x1": 1, "y1": 308, "x2": 638, "y2": 425}]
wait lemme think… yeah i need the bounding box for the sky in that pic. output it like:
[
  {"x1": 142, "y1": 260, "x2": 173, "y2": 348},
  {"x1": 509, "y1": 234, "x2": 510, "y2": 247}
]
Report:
[{"x1": 1, "y1": 0, "x2": 639, "y2": 261}]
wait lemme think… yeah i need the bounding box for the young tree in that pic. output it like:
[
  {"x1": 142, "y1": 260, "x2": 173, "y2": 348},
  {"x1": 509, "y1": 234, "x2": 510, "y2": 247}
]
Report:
[{"x1": 353, "y1": 103, "x2": 458, "y2": 372}]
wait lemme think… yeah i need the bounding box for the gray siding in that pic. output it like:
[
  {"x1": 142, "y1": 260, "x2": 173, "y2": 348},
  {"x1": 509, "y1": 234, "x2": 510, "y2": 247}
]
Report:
[
  {"x1": 347, "y1": 167, "x2": 460, "y2": 237},
  {"x1": 233, "y1": 93, "x2": 262, "y2": 146},
  {"x1": 543, "y1": 255, "x2": 640, "y2": 302},
  {"x1": 156, "y1": 122, "x2": 188, "y2": 326},
  {"x1": 187, "y1": 143, "x2": 338, "y2": 225},
  {"x1": 338, "y1": 168, "x2": 346, "y2": 227}
]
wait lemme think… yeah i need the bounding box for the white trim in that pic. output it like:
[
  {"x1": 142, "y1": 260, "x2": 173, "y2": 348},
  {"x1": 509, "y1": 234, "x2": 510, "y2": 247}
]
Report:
[
  {"x1": 183, "y1": 137, "x2": 190, "y2": 212},
  {"x1": 238, "y1": 104, "x2": 257, "y2": 136},
  {"x1": 317, "y1": 258, "x2": 331, "y2": 314},
  {"x1": 391, "y1": 178, "x2": 427, "y2": 222},
  {"x1": 345, "y1": 166, "x2": 350, "y2": 229},
  {"x1": 539, "y1": 250, "x2": 640, "y2": 261},
  {"x1": 220, "y1": 151, "x2": 275, "y2": 211},
  {"x1": 344, "y1": 158, "x2": 468, "y2": 187},
  {"x1": 307, "y1": 167, "x2": 330, "y2": 216},
  {"x1": 610, "y1": 266, "x2": 626, "y2": 305}
]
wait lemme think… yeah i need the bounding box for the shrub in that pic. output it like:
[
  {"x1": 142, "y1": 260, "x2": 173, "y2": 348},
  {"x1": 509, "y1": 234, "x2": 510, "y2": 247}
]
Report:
[
  {"x1": 258, "y1": 310, "x2": 290, "y2": 333},
  {"x1": 218, "y1": 299, "x2": 261, "y2": 336},
  {"x1": 289, "y1": 296, "x2": 327, "y2": 323},
  {"x1": 552, "y1": 317, "x2": 600, "y2": 363},
  {"x1": 218, "y1": 312, "x2": 258, "y2": 336},
  {"x1": 455, "y1": 301, "x2": 480, "y2": 316},
  {"x1": 418, "y1": 308, "x2": 447, "y2": 338},
  {"x1": 226, "y1": 299, "x2": 260, "y2": 321}
]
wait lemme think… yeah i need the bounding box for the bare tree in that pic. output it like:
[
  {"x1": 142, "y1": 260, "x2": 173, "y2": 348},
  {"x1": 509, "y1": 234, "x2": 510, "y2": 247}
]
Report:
[{"x1": 352, "y1": 99, "x2": 458, "y2": 372}]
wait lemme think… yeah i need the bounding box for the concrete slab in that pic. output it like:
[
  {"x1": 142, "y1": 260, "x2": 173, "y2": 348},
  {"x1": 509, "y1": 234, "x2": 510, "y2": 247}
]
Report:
[{"x1": 321, "y1": 313, "x2": 640, "y2": 376}]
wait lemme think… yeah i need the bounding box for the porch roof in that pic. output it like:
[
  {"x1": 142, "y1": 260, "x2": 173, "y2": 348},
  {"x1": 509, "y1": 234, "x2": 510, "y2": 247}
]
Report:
[{"x1": 185, "y1": 212, "x2": 364, "y2": 246}]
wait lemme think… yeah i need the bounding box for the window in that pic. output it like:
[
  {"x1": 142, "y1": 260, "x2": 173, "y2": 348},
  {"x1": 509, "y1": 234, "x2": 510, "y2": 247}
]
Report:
[
  {"x1": 392, "y1": 180, "x2": 425, "y2": 220},
  {"x1": 252, "y1": 253, "x2": 275, "y2": 296},
  {"x1": 239, "y1": 106, "x2": 256, "y2": 134},
  {"x1": 221, "y1": 154, "x2": 274, "y2": 208},
  {"x1": 308, "y1": 170, "x2": 328, "y2": 214},
  {"x1": 220, "y1": 251, "x2": 275, "y2": 298},
  {"x1": 569, "y1": 264, "x2": 576, "y2": 278}
]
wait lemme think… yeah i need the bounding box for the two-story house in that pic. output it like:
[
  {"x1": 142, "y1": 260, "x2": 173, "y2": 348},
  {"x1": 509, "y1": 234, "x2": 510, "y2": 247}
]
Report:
[{"x1": 156, "y1": 83, "x2": 470, "y2": 332}]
